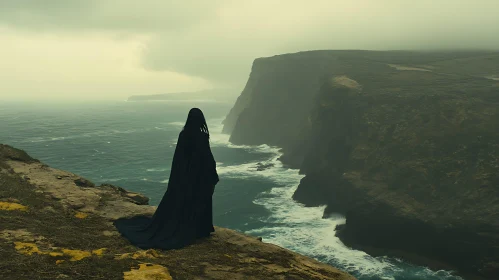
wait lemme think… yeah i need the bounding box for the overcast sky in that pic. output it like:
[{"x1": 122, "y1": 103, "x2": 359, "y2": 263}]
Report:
[{"x1": 1, "y1": 0, "x2": 498, "y2": 101}]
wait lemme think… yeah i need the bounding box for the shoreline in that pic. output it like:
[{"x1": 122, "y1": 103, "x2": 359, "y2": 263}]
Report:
[{"x1": 278, "y1": 153, "x2": 476, "y2": 280}]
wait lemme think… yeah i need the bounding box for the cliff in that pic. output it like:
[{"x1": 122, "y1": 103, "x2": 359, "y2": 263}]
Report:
[
  {"x1": 223, "y1": 50, "x2": 499, "y2": 280},
  {"x1": 0, "y1": 144, "x2": 355, "y2": 280}
]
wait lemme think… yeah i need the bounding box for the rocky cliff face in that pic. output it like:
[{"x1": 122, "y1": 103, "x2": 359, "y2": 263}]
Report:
[
  {"x1": 223, "y1": 50, "x2": 499, "y2": 280},
  {"x1": 0, "y1": 144, "x2": 355, "y2": 280},
  {"x1": 224, "y1": 51, "x2": 344, "y2": 149}
]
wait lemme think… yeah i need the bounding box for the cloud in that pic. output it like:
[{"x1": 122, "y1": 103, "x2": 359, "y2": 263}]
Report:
[
  {"x1": 141, "y1": 0, "x2": 499, "y2": 84},
  {"x1": 0, "y1": 0, "x2": 498, "y2": 98},
  {"x1": 0, "y1": 29, "x2": 211, "y2": 101},
  {"x1": 0, "y1": 0, "x2": 221, "y2": 32}
]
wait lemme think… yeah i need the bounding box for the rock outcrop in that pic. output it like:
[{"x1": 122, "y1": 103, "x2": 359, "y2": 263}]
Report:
[
  {"x1": 0, "y1": 144, "x2": 354, "y2": 280},
  {"x1": 223, "y1": 50, "x2": 499, "y2": 280}
]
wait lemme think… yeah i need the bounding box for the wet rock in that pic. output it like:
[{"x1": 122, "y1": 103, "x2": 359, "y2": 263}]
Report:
[
  {"x1": 335, "y1": 224, "x2": 346, "y2": 232},
  {"x1": 255, "y1": 162, "x2": 274, "y2": 171},
  {"x1": 480, "y1": 262, "x2": 499, "y2": 279}
]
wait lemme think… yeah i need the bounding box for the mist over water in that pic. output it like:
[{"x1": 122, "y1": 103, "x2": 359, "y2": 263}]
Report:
[{"x1": 0, "y1": 101, "x2": 463, "y2": 280}]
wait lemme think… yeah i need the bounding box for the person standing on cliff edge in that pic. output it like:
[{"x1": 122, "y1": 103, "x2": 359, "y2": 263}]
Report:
[{"x1": 113, "y1": 108, "x2": 219, "y2": 250}]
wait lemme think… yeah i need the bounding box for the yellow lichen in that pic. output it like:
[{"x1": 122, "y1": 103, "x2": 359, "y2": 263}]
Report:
[
  {"x1": 74, "y1": 212, "x2": 88, "y2": 219},
  {"x1": 61, "y1": 249, "x2": 92, "y2": 261},
  {"x1": 138, "y1": 249, "x2": 161, "y2": 259},
  {"x1": 12, "y1": 237, "x2": 107, "y2": 261},
  {"x1": 56, "y1": 260, "x2": 65, "y2": 265},
  {"x1": 92, "y1": 248, "x2": 107, "y2": 256},
  {"x1": 123, "y1": 263, "x2": 172, "y2": 280},
  {"x1": 14, "y1": 242, "x2": 42, "y2": 255},
  {"x1": 115, "y1": 249, "x2": 162, "y2": 260},
  {"x1": 0, "y1": 202, "x2": 28, "y2": 211},
  {"x1": 115, "y1": 253, "x2": 130, "y2": 259}
]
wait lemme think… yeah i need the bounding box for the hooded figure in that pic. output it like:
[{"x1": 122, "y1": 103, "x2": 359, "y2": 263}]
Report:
[{"x1": 113, "y1": 108, "x2": 219, "y2": 250}]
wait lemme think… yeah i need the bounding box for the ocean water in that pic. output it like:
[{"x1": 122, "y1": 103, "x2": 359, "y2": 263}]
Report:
[{"x1": 0, "y1": 100, "x2": 463, "y2": 280}]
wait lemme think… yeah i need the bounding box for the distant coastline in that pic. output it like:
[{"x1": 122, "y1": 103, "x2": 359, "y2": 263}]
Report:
[
  {"x1": 127, "y1": 89, "x2": 238, "y2": 103},
  {"x1": 125, "y1": 99, "x2": 226, "y2": 103}
]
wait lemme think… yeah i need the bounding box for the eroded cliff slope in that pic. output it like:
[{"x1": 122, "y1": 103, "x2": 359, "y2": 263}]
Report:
[{"x1": 223, "y1": 50, "x2": 499, "y2": 279}]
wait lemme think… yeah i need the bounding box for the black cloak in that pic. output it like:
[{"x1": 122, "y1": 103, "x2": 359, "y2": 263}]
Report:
[{"x1": 113, "y1": 129, "x2": 219, "y2": 250}]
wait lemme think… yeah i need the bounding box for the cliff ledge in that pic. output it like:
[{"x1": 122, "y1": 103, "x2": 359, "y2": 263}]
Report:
[{"x1": 0, "y1": 144, "x2": 354, "y2": 280}]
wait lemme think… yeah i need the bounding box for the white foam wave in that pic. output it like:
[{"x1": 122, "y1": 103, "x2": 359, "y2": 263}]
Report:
[
  {"x1": 209, "y1": 120, "x2": 393, "y2": 275},
  {"x1": 99, "y1": 178, "x2": 126, "y2": 182},
  {"x1": 146, "y1": 168, "x2": 170, "y2": 172},
  {"x1": 248, "y1": 181, "x2": 402, "y2": 277},
  {"x1": 99, "y1": 177, "x2": 171, "y2": 186},
  {"x1": 167, "y1": 121, "x2": 184, "y2": 127},
  {"x1": 208, "y1": 118, "x2": 281, "y2": 155},
  {"x1": 23, "y1": 127, "x2": 156, "y2": 143},
  {"x1": 485, "y1": 75, "x2": 499, "y2": 81},
  {"x1": 215, "y1": 154, "x2": 293, "y2": 183}
]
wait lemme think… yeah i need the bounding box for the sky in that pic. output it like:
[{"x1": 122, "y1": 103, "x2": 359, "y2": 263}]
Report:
[{"x1": 1, "y1": 0, "x2": 498, "y2": 101}]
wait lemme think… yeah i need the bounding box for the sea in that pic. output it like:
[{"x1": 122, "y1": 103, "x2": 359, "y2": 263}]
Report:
[{"x1": 0, "y1": 100, "x2": 463, "y2": 280}]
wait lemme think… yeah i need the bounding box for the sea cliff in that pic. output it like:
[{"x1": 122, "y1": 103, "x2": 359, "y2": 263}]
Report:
[
  {"x1": 0, "y1": 144, "x2": 355, "y2": 280},
  {"x1": 223, "y1": 50, "x2": 499, "y2": 280}
]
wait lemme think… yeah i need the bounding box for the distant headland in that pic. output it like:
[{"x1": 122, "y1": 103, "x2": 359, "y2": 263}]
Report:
[{"x1": 127, "y1": 89, "x2": 238, "y2": 103}]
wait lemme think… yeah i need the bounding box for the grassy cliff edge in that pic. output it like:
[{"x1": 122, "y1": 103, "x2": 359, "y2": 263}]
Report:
[{"x1": 0, "y1": 144, "x2": 355, "y2": 280}]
